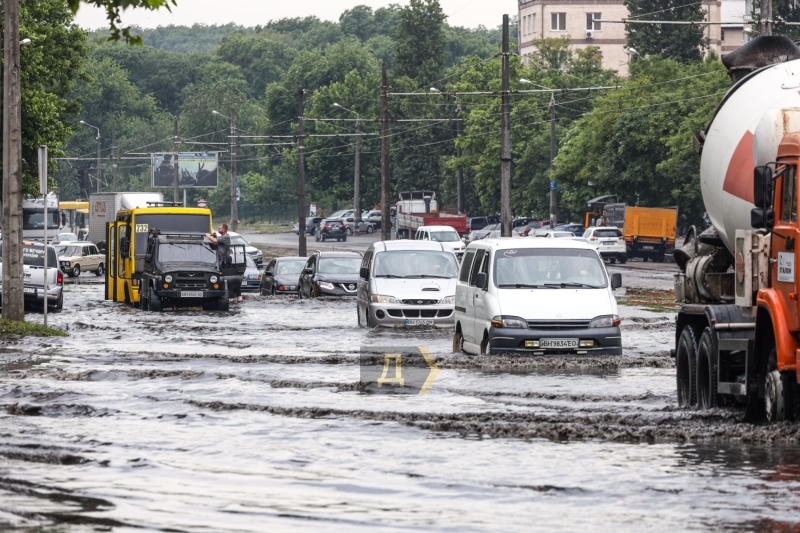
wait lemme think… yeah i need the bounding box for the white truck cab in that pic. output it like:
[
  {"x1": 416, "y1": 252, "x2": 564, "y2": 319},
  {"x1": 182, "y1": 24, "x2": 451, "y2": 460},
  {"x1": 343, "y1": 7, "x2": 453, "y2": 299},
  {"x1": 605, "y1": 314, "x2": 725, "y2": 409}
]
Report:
[{"x1": 454, "y1": 238, "x2": 622, "y2": 355}]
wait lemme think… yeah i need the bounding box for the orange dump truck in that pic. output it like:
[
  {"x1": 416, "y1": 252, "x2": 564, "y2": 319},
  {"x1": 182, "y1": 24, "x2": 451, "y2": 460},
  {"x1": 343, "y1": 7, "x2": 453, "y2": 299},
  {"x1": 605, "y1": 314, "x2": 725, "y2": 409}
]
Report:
[{"x1": 601, "y1": 203, "x2": 677, "y2": 262}]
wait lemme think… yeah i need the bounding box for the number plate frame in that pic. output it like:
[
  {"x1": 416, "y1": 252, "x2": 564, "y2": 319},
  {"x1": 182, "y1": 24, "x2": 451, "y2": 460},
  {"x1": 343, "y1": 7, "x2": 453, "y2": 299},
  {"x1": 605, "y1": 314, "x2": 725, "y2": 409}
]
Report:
[
  {"x1": 539, "y1": 338, "x2": 578, "y2": 348},
  {"x1": 405, "y1": 319, "x2": 434, "y2": 327},
  {"x1": 23, "y1": 287, "x2": 36, "y2": 294},
  {"x1": 180, "y1": 291, "x2": 203, "y2": 298}
]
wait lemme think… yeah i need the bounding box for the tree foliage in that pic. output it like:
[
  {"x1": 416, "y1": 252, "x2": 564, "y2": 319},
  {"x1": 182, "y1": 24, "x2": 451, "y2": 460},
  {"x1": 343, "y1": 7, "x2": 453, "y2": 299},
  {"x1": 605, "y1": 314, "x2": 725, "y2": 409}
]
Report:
[
  {"x1": 624, "y1": 0, "x2": 709, "y2": 62},
  {"x1": 393, "y1": 0, "x2": 448, "y2": 84}
]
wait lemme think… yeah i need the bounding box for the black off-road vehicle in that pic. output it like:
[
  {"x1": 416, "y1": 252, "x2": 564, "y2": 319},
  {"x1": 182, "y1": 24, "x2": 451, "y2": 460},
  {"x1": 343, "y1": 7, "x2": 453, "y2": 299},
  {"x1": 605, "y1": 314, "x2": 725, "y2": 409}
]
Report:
[{"x1": 139, "y1": 232, "x2": 245, "y2": 312}]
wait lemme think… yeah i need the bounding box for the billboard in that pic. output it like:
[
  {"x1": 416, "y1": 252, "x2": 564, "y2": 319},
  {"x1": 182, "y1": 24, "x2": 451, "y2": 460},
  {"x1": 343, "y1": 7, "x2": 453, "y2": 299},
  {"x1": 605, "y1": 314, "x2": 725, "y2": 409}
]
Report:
[{"x1": 152, "y1": 152, "x2": 218, "y2": 188}]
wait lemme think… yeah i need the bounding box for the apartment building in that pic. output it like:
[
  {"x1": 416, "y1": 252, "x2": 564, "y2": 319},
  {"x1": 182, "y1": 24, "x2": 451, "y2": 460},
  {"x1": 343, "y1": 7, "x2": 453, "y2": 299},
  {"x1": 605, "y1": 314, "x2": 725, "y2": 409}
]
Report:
[{"x1": 519, "y1": 0, "x2": 744, "y2": 76}]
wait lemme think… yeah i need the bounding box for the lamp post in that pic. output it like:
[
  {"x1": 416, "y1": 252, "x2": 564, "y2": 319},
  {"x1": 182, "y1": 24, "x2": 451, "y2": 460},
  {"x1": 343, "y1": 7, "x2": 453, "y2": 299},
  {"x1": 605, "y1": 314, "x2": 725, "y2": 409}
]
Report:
[
  {"x1": 333, "y1": 103, "x2": 361, "y2": 235},
  {"x1": 212, "y1": 110, "x2": 238, "y2": 230},
  {"x1": 79, "y1": 120, "x2": 101, "y2": 193}
]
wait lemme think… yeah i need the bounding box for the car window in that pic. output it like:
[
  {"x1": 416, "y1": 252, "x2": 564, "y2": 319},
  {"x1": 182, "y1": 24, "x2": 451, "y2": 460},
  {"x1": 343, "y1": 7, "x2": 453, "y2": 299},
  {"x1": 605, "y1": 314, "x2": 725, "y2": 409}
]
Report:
[
  {"x1": 82, "y1": 247, "x2": 89, "y2": 256},
  {"x1": 595, "y1": 229, "x2": 622, "y2": 238},
  {"x1": 2, "y1": 244, "x2": 58, "y2": 267},
  {"x1": 430, "y1": 231, "x2": 460, "y2": 242},
  {"x1": 361, "y1": 251, "x2": 373, "y2": 272},
  {"x1": 91, "y1": 245, "x2": 99, "y2": 255},
  {"x1": 266, "y1": 260, "x2": 275, "y2": 274},
  {"x1": 229, "y1": 236, "x2": 249, "y2": 246},
  {"x1": 469, "y1": 249, "x2": 486, "y2": 286},
  {"x1": 277, "y1": 260, "x2": 305, "y2": 275},
  {"x1": 459, "y1": 250, "x2": 475, "y2": 282},
  {"x1": 318, "y1": 257, "x2": 362, "y2": 274},
  {"x1": 246, "y1": 255, "x2": 256, "y2": 268}
]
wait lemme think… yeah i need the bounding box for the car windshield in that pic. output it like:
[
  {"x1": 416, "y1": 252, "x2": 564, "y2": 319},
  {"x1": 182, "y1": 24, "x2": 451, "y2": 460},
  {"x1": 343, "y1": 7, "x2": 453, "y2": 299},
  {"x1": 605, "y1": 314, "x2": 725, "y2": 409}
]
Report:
[
  {"x1": 494, "y1": 248, "x2": 607, "y2": 288},
  {"x1": 373, "y1": 250, "x2": 459, "y2": 278},
  {"x1": 553, "y1": 232, "x2": 575, "y2": 238},
  {"x1": 157, "y1": 242, "x2": 217, "y2": 265},
  {"x1": 276, "y1": 260, "x2": 306, "y2": 275},
  {"x1": 22, "y1": 209, "x2": 59, "y2": 230},
  {"x1": 57, "y1": 245, "x2": 82, "y2": 257},
  {"x1": 430, "y1": 231, "x2": 460, "y2": 242},
  {"x1": 0, "y1": 244, "x2": 58, "y2": 267},
  {"x1": 229, "y1": 236, "x2": 249, "y2": 246},
  {"x1": 595, "y1": 229, "x2": 622, "y2": 238},
  {"x1": 59, "y1": 233, "x2": 78, "y2": 241},
  {"x1": 481, "y1": 223, "x2": 498, "y2": 232},
  {"x1": 318, "y1": 257, "x2": 362, "y2": 274}
]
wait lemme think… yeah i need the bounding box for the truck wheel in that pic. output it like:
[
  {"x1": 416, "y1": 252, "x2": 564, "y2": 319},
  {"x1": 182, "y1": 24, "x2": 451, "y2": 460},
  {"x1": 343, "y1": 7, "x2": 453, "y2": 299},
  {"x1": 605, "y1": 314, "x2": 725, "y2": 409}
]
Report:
[
  {"x1": 765, "y1": 348, "x2": 795, "y2": 422},
  {"x1": 149, "y1": 287, "x2": 162, "y2": 312},
  {"x1": 676, "y1": 326, "x2": 698, "y2": 408},
  {"x1": 696, "y1": 327, "x2": 719, "y2": 410},
  {"x1": 95, "y1": 263, "x2": 104, "y2": 276},
  {"x1": 217, "y1": 291, "x2": 230, "y2": 311}
]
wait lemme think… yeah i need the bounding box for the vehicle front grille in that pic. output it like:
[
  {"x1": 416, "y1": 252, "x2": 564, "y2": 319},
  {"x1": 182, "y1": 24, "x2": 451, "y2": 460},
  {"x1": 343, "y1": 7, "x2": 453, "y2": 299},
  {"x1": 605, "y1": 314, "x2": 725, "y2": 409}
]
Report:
[
  {"x1": 401, "y1": 299, "x2": 438, "y2": 305},
  {"x1": 340, "y1": 283, "x2": 357, "y2": 292},
  {"x1": 527, "y1": 320, "x2": 591, "y2": 330},
  {"x1": 386, "y1": 309, "x2": 452, "y2": 318},
  {"x1": 176, "y1": 282, "x2": 206, "y2": 289}
]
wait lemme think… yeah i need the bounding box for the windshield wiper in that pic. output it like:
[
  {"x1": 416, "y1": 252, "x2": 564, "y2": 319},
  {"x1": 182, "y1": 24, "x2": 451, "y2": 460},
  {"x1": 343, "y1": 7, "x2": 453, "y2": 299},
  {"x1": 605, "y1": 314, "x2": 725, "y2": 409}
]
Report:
[
  {"x1": 404, "y1": 274, "x2": 451, "y2": 279},
  {"x1": 375, "y1": 274, "x2": 404, "y2": 278},
  {"x1": 498, "y1": 283, "x2": 544, "y2": 288},
  {"x1": 543, "y1": 282, "x2": 599, "y2": 288}
]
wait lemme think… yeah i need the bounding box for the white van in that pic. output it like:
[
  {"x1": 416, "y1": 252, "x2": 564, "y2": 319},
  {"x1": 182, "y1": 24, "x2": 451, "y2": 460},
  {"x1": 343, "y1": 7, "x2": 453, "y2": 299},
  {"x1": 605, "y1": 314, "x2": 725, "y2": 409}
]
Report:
[
  {"x1": 357, "y1": 240, "x2": 459, "y2": 328},
  {"x1": 454, "y1": 238, "x2": 622, "y2": 355},
  {"x1": 414, "y1": 225, "x2": 466, "y2": 259}
]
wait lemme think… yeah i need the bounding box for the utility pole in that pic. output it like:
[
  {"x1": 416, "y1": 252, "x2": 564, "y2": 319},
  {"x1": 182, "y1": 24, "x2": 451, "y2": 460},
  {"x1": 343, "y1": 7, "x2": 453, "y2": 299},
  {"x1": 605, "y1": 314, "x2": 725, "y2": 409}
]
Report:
[
  {"x1": 381, "y1": 62, "x2": 391, "y2": 240},
  {"x1": 500, "y1": 14, "x2": 512, "y2": 238},
  {"x1": 761, "y1": 0, "x2": 773, "y2": 35},
  {"x1": 2, "y1": 0, "x2": 24, "y2": 321},
  {"x1": 173, "y1": 117, "x2": 179, "y2": 205},
  {"x1": 95, "y1": 130, "x2": 102, "y2": 193},
  {"x1": 230, "y1": 108, "x2": 238, "y2": 230},
  {"x1": 298, "y1": 88, "x2": 307, "y2": 257},
  {"x1": 354, "y1": 116, "x2": 361, "y2": 236},
  {"x1": 549, "y1": 94, "x2": 557, "y2": 229},
  {"x1": 456, "y1": 104, "x2": 465, "y2": 214},
  {"x1": 112, "y1": 122, "x2": 118, "y2": 192}
]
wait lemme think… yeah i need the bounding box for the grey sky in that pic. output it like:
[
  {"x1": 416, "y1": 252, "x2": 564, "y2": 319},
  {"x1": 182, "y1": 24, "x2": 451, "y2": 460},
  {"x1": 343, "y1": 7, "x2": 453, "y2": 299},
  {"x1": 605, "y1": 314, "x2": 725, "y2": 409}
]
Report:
[{"x1": 74, "y1": 0, "x2": 516, "y2": 31}]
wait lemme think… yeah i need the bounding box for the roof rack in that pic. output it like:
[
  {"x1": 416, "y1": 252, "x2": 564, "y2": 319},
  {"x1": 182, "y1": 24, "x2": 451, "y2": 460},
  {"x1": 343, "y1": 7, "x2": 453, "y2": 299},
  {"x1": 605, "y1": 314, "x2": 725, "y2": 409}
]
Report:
[{"x1": 146, "y1": 201, "x2": 184, "y2": 207}]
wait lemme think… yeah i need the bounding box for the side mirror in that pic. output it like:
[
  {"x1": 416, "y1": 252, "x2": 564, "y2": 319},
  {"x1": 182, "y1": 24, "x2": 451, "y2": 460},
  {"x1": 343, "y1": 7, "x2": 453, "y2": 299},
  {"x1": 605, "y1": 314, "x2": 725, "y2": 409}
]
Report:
[
  {"x1": 360, "y1": 266, "x2": 370, "y2": 280},
  {"x1": 347, "y1": 218, "x2": 354, "y2": 222},
  {"x1": 263, "y1": 271, "x2": 273, "y2": 277},
  {"x1": 303, "y1": 267, "x2": 313, "y2": 274},
  {"x1": 144, "y1": 253, "x2": 152, "y2": 263},
  {"x1": 751, "y1": 207, "x2": 776, "y2": 230},
  {"x1": 753, "y1": 165, "x2": 773, "y2": 208},
  {"x1": 475, "y1": 272, "x2": 488, "y2": 290},
  {"x1": 611, "y1": 273, "x2": 622, "y2": 290}
]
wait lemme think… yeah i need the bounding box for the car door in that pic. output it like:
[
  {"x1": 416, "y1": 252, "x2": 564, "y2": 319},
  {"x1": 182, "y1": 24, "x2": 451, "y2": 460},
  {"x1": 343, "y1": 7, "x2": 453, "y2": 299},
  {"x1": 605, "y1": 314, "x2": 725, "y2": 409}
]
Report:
[
  {"x1": 263, "y1": 260, "x2": 276, "y2": 292},
  {"x1": 473, "y1": 250, "x2": 492, "y2": 349},
  {"x1": 456, "y1": 249, "x2": 476, "y2": 338},
  {"x1": 90, "y1": 245, "x2": 102, "y2": 269},
  {"x1": 81, "y1": 245, "x2": 93, "y2": 270},
  {"x1": 464, "y1": 247, "x2": 486, "y2": 345}
]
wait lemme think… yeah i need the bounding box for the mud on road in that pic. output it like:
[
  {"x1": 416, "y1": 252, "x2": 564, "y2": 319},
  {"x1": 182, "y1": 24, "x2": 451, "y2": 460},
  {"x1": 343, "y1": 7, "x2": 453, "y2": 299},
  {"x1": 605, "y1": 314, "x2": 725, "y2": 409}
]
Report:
[{"x1": 2, "y1": 280, "x2": 800, "y2": 532}]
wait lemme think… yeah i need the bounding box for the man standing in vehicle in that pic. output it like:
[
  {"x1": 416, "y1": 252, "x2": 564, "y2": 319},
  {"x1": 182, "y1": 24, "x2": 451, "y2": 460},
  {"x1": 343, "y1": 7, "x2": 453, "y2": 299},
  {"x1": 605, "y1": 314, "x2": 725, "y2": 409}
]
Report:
[{"x1": 205, "y1": 223, "x2": 242, "y2": 302}]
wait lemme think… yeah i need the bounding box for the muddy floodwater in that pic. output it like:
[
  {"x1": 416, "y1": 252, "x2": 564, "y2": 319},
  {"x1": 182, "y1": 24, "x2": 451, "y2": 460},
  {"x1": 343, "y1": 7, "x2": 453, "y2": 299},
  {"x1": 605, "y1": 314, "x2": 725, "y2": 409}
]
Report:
[{"x1": 3, "y1": 278, "x2": 800, "y2": 532}]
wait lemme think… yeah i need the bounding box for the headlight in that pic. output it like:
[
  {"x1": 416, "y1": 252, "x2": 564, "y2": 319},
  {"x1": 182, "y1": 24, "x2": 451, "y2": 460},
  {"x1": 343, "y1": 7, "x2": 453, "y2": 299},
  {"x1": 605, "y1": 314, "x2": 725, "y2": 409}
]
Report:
[
  {"x1": 62, "y1": 261, "x2": 70, "y2": 267},
  {"x1": 589, "y1": 314, "x2": 621, "y2": 328},
  {"x1": 164, "y1": 275, "x2": 173, "y2": 283},
  {"x1": 490, "y1": 315, "x2": 527, "y2": 328},
  {"x1": 441, "y1": 295, "x2": 455, "y2": 304},
  {"x1": 318, "y1": 281, "x2": 335, "y2": 290},
  {"x1": 370, "y1": 294, "x2": 397, "y2": 303},
  {"x1": 210, "y1": 275, "x2": 218, "y2": 283}
]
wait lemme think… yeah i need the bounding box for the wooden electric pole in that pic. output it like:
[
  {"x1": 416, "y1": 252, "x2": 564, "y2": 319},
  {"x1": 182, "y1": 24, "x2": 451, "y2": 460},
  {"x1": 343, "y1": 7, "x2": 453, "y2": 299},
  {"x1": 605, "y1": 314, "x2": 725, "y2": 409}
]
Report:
[
  {"x1": 298, "y1": 88, "x2": 307, "y2": 257},
  {"x1": 549, "y1": 94, "x2": 557, "y2": 229},
  {"x1": 112, "y1": 122, "x2": 118, "y2": 192},
  {"x1": 2, "y1": 0, "x2": 24, "y2": 321},
  {"x1": 173, "y1": 117, "x2": 180, "y2": 204},
  {"x1": 381, "y1": 62, "x2": 391, "y2": 240},
  {"x1": 230, "y1": 108, "x2": 238, "y2": 230},
  {"x1": 500, "y1": 14, "x2": 512, "y2": 237},
  {"x1": 456, "y1": 104, "x2": 465, "y2": 215},
  {"x1": 761, "y1": 0, "x2": 773, "y2": 35}
]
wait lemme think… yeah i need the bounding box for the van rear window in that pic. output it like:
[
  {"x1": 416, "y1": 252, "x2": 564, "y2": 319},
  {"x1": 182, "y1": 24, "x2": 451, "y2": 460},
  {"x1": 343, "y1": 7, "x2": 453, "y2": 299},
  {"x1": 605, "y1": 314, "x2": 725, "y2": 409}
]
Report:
[{"x1": 0, "y1": 244, "x2": 58, "y2": 267}]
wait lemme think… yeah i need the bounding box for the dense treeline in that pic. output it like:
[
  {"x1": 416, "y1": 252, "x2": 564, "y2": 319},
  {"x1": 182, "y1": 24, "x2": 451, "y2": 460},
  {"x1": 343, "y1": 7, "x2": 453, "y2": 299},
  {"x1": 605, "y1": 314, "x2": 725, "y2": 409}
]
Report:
[{"x1": 44, "y1": 0, "x2": 792, "y2": 226}]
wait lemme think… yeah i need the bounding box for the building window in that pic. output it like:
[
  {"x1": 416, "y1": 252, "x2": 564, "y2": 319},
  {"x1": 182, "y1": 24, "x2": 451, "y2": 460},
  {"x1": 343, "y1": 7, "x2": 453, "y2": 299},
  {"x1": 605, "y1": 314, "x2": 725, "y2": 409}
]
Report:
[
  {"x1": 586, "y1": 13, "x2": 602, "y2": 31},
  {"x1": 532, "y1": 13, "x2": 537, "y2": 33},
  {"x1": 551, "y1": 12, "x2": 566, "y2": 31},
  {"x1": 721, "y1": 29, "x2": 726, "y2": 42}
]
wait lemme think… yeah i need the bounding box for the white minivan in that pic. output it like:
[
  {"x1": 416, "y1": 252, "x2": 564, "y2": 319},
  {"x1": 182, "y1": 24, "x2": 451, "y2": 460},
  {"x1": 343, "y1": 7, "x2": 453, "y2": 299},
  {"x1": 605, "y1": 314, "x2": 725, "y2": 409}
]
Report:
[
  {"x1": 357, "y1": 240, "x2": 459, "y2": 328},
  {"x1": 454, "y1": 238, "x2": 622, "y2": 355},
  {"x1": 414, "y1": 225, "x2": 466, "y2": 259}
]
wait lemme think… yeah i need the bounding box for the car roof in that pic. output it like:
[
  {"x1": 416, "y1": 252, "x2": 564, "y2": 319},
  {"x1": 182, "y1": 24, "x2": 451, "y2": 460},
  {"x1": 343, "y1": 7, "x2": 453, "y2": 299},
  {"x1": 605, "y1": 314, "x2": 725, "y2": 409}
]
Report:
[
  {"x1": 417, "y1": 225, "x2": 458, "y2": 232},
  {"x1": 588, "y1": 226, "x2": 622, "y2": 231},
  {"x1": 469, "y1": 237, "x2": 595, "y2": 251},
  {"x1": 275, "y1": 256, "x2": 306, "y2": 261},
  {"x1": 315, "y1": 251, "x2": 362, "y2": 257},
  {"x1": 372, "y1": 240, "x2": 447, "y2": 252}
]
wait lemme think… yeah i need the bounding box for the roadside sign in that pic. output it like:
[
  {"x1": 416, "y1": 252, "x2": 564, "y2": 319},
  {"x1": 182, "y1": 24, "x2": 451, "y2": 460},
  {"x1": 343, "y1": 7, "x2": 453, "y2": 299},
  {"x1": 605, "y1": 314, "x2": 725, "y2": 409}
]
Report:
[
  {"x1": 197, "y1": 198, "x2": 207, "y2": 208},
  {"x1": 310, "y1": 204, "x2": 317, "y2": 215},
  {"x1": 550, "y1": 180, "x2": 558, "y2": 191}
]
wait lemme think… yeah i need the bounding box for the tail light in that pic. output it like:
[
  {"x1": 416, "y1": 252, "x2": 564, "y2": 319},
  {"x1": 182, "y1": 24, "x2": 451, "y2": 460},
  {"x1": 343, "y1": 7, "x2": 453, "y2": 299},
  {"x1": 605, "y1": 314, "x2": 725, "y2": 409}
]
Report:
[
  {"x1": 57, "y1": 271, "x2": 63, "y2": 284},
  {"x1": 324, "y1": 225, "x2": 330, "y2": 229},
  {"x1": 589, "y1": 237, "x2": 598, "y2": 241}
]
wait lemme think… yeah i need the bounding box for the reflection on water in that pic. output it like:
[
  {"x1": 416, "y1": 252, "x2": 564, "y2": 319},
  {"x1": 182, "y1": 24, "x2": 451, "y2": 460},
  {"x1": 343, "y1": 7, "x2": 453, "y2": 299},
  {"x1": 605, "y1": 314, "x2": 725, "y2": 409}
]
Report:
[{"x1": 1, "y1": 284, "x2": 799, "y2": 531}]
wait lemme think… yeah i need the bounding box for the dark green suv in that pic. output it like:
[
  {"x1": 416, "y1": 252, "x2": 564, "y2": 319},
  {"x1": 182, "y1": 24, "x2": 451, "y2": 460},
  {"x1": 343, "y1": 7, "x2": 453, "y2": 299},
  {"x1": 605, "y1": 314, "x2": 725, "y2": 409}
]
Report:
[{"x1": 139, "y1": 232, "x2": 242, "y2": 311}]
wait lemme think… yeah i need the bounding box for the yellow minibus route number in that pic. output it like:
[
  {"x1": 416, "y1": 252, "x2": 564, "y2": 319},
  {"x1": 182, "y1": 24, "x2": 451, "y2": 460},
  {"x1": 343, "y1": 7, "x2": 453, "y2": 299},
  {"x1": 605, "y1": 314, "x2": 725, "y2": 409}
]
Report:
[{"x1": 135, "y1": 224, "x2": 148, "y2": 232}]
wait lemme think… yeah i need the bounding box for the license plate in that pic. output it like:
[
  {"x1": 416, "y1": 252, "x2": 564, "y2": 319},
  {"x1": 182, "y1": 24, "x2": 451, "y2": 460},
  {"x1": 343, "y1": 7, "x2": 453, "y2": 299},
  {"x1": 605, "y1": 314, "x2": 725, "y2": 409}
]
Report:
[
  {"x1": 23, "y1": 287, "x2": 36, "y2": 294},
  {"x1": 405, "y1": 319, "x2": 434, "y2": 327},
  {"x1": 540, "y1": 338, "x2": 578, "y2": 348},
  {"x1": 603, "y1": 241, "x2": 615, "y2": 245},
  {"x1": 181, "y1": 291, "x2": 203, "y2": 298},
  {"x1": 642, "y1": 245, "x2": 655, "y2": 250}
]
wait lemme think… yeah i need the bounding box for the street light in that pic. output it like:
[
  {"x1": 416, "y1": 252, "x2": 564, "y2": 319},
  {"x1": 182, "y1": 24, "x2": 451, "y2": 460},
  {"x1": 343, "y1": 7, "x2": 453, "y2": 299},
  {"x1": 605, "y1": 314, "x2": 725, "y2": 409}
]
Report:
[
  {"x1": 519, "y1": 78, "x2": 552, "y2": 90},
  {"x1": 334, "y1": 103, "x2": 362, "y2": 235},
  {"x1": 519, "y1": 80, "x2": 558, "y2": 228},
  {"x1": 430, "y1": 87, "x2": 441, "y2": 93},
  {"x1": 79, "y1": 121, "x2": 101, "y2": 193},
  {"x1": 212, "y1": 109, "x2": 238, "y2": 230}
]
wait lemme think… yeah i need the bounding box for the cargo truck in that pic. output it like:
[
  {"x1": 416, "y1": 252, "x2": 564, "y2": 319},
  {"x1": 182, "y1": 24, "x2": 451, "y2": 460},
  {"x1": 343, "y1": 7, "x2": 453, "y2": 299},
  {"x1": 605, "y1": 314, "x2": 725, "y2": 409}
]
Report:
[
  {"x1": 394, "y1": 191, "x2": 467, "y2": 239},
  {"x1": 602, "y1": 204, "x2": 677, "y2": 262},
  {"x1": 89, "y1": 192, "x2": 163, "y2": 244},
  {"x1": 674, "y1": 36, "x2": 800, "y2": 422}
]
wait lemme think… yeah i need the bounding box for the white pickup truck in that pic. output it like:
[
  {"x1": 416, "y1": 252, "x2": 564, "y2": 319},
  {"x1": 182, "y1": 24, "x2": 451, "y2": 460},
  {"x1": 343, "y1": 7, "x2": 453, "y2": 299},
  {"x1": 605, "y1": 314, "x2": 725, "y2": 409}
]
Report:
[{"x1": 0, "y1": 241, "x2": 64, "y2": 310}]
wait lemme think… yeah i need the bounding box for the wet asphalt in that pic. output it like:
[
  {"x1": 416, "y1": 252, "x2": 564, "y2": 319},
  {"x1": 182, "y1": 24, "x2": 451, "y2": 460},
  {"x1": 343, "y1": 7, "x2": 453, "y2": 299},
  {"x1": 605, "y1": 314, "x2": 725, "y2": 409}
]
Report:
[{"x1": 2, "y1": 266, "x2": 800, "y2": 531}]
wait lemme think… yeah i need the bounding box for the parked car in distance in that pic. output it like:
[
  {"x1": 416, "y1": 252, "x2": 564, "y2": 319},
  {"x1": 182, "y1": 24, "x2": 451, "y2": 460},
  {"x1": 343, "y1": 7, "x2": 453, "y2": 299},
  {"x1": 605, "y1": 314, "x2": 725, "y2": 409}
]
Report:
[
  {"x1": 261, "y1": 256, "x2": 306, "y2": 295},
  {"x1": 467, "y1": 222, "x2": 499, "y2": 242},
  {"x1": 414, "y1": 225, "x2": 466, "y2": 258},
  {"x1": 0, "y1": 241, "x2": 64, "y2": 310},
  {"x1": 293, "y1": 217, "x2": 325, "y2": 236},
  {"x1": 454, "y1": 238, "x2": 622, "y2": 356},
  {"x1": 532, "y1": 229, "x2": 576, "y2": 238},
  {"x1": 512, "y1": 217, "x2": 532, "y2": 229},
  {"x1": 56, "y1": 242, "x2": 105, "y2": 277},
  {"x1": 516, "y1": 220, "x2": 550, "y2": 236},
  {"x1": 584, "y1": 226, "x2": 627, "y2": 264},
  {"x1": 328, "y1": 209, "x2": 355, "y2": 220},
  {"x1": 363, "y1": 210, "x2": 382, "y2": 228},
  {"x1": 227, "y1": 231, "x2": 263, "y2": 267},
  {"x1": 298, "y1": 251, "x2": 362, "y2": 298},
  {"x1": 241, "y1": 255, "x2": 262, "y2": 292},
  {"x1": 357, "y1": 240, "x2": 459, "y2": 328},
  {"x1": 342, "y1": 216, "x2": 375, "y2": 235},
  {"x1": 466, "y1": 216, "x2": 492, "y2": 233},
  {"x1": 57, "y1": 232, "x2": 79, "y2": 243},
  {"x1": 316, "y1": 218, "x2": 348, "y2": 242},
  {"x1": 555, "y1": 223, "x2": 585, "y2": 237}
]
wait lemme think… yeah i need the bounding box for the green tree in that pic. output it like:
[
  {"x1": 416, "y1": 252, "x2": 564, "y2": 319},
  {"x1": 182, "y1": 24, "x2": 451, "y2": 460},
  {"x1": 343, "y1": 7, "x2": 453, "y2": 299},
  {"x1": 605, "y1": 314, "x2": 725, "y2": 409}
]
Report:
[
  {"x1": 216, "y1": 32, "x2": 296, "y2": 97},
  {"x1": 340, "y1": 5, "x2": 377, "y2": 41},
  {"x1": 624, "y1": 0, "x2": 709, "y2": 62},
  {"x1": 393, "y1": 0, "x2": 448, "y2": 84}
]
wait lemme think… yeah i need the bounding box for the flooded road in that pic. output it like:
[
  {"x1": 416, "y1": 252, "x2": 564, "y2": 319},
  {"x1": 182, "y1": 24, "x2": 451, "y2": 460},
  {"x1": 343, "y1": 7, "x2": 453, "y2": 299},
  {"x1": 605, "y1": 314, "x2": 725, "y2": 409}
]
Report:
[{"x1": 2, "y1": 278, "x2": 800, "y2": 532}]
